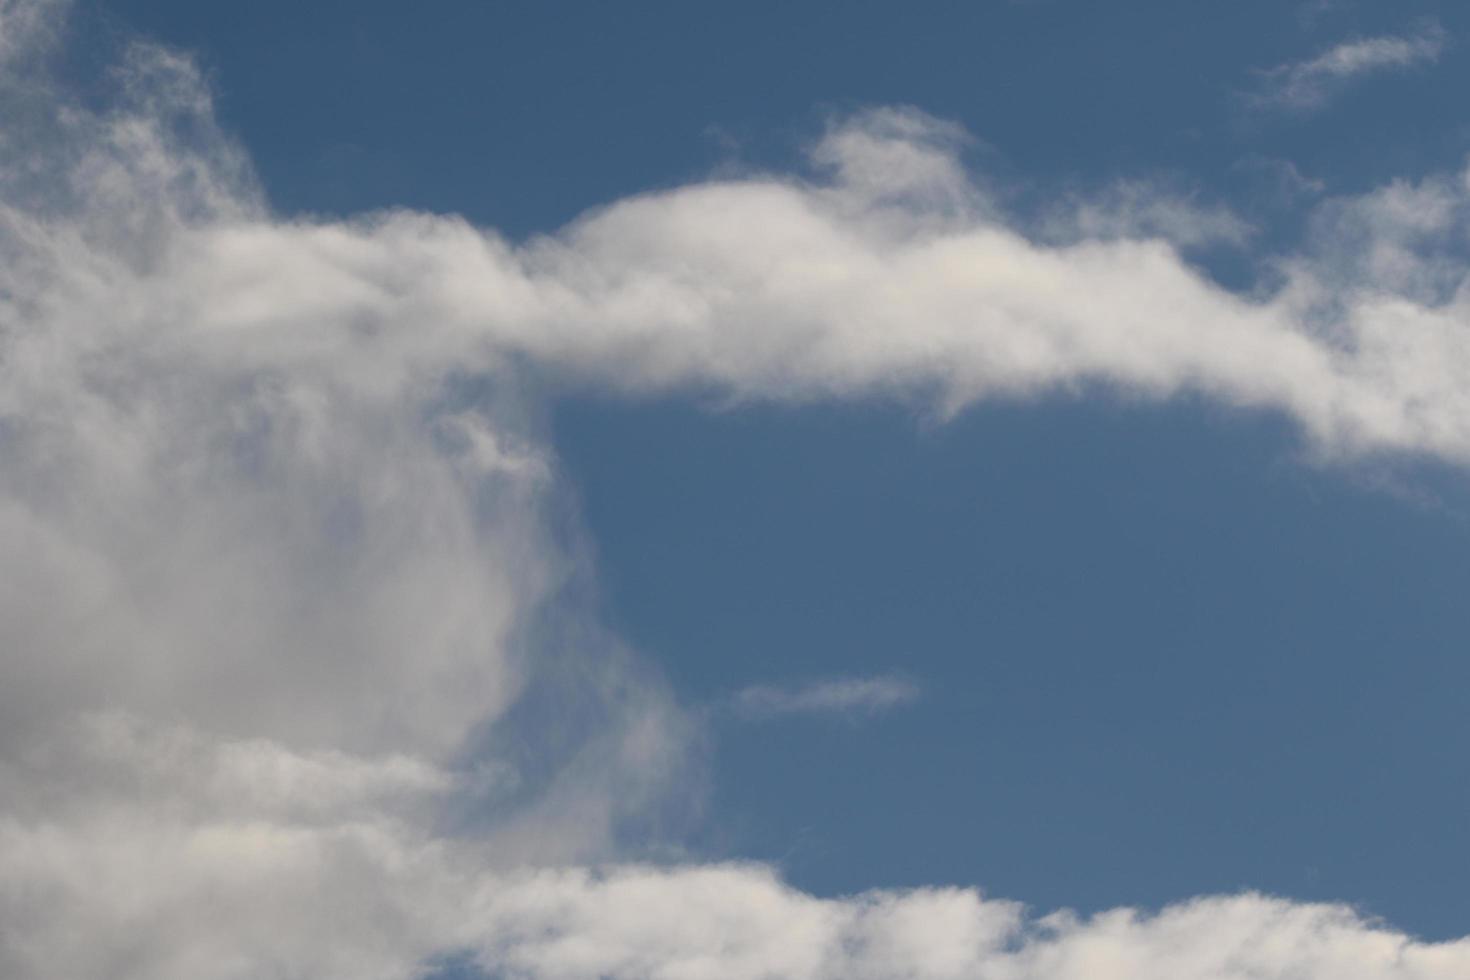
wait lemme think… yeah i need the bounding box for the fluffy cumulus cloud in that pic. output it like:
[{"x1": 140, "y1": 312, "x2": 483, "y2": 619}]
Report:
[{"x1": 3, "y1": 1, "x2": 1470, "y2": 976}]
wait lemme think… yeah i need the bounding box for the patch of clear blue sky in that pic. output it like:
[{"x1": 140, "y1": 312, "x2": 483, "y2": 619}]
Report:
[{"x1": 89, "y1": 0, "x2": 1470, "y2": 941}]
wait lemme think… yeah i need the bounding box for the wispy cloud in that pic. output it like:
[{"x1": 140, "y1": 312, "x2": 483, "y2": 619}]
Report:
[
  {"x1": 733, "y1": 675, "x2": 921, "y2": 720},
  {"x1": 1037, "y1": 180, "x2": 1253, "y2": 249},
  {"x1": 1250, "y1": 24, "x2": 1445, "y2": 112}
]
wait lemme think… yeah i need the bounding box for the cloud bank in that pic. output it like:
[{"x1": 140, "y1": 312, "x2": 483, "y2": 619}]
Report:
[{"x1": 3, "y1": 1, "x2": 1470, "y2": 976}]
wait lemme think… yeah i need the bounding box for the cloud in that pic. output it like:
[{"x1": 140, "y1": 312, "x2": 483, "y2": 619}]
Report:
[
  {"x1": 4, "y1": 0, "x2": 1470, "y2": 975},
  {"x1": 1249, "y1": 24, "x2": 1446, "y2": 112},
  {"x1": 1037, "y1": 180, "x2": 1254, "y2": 249},
  {"x1": 733, "y1": 675, "x2": 921, "y2": 720},
  {"x1": 1233, "y1": 156, "x2": 1327, "y2": 203},
  {"x1": 455, "y1": 870, "x2": 1470, "y2": 980},
  {"x1": 6, "y1": 841, "x2": 1470, "y2": 980}
]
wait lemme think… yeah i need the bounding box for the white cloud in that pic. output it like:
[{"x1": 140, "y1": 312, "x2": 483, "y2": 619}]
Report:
[
  {"x1": 1037, "y1": 180, "x2": 1254, "y2": 249},
  {"x1": 733, "y1": 675, "x2": 922, "y2": 720},
  {"x1": 460, "y1": 869, "x2": 1470, "y2": 980},
  {"x1": 1250, "y1": 24, "x2": 1446, "y2": 111},
  {"x1": 3, "y1": 0, "x2": 1470, "y2": 975},
  {"x1": 5, "y1": 839, "x2": 1470, "y2": 980}
]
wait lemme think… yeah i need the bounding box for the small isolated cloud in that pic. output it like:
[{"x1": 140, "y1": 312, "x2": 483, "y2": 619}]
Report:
[
  {"x1": 733, "y1": 675, "x2": 921, "y2": 721},
  {"x1": 1250, "y1": 23, "x2": 1445, "y2": 112},
  {"x1": 1233, "y1": 155, "x2": 1327, "y2": 204}
]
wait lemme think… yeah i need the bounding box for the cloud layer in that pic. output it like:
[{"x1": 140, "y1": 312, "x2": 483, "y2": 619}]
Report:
[{"x1": 3, "y1": 1, "x2": 1470, "y2": 976}]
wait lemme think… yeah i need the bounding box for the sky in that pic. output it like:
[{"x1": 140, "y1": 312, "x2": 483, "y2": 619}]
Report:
[{"x1": 2, "y1": 0, "x2": 1470, "y2": 977}]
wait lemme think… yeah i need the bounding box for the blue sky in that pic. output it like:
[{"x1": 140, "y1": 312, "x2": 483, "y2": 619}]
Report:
[
  {"x1": 3, "y1": 1, "x2": 1470, "y2": 977},
  {"x1": 89, "y1": 1, "x2": 1470, "y2": 231},
  {"x1": 561, "y1": 395, "x2": 1470, "y2": 930}
]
